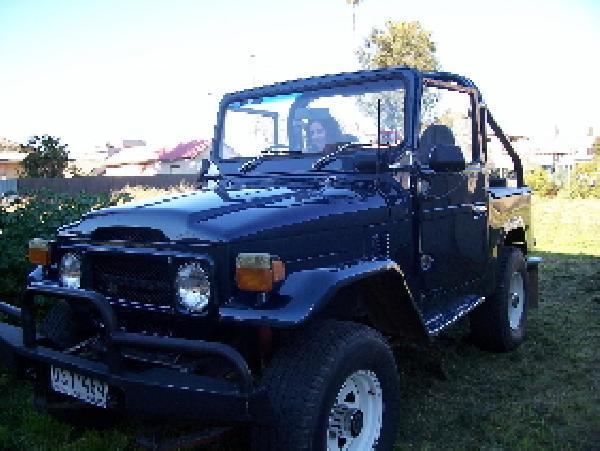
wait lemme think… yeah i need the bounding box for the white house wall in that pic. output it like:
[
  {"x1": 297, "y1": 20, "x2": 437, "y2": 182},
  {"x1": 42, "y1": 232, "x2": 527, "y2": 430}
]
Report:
[{"x1": 156, "y1": 158, "x2": 200, "y2": 175}]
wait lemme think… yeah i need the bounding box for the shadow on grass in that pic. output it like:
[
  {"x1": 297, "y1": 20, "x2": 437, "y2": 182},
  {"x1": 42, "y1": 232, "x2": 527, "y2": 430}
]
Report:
[{"x1": 0, "y1": 251, "x2": 598, "y2": 450}]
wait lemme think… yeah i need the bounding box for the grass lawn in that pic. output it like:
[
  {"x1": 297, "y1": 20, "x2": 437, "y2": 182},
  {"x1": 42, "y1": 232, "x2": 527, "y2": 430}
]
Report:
[{"x1": 0, "y1": 197, "x2": 598, "y2": 450}]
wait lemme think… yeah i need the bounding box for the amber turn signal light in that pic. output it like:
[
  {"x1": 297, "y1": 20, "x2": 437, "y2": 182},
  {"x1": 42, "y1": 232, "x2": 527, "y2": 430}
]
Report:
[
  {"x1": 236, "y1": 253, "x2": 286, "y2": 292},
  {"x1": 28, "y1": 238, "x2": 51, "y2": 265}
]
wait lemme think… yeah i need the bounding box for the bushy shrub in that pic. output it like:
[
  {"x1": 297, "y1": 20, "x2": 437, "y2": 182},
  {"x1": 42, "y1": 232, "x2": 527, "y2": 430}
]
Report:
[
  {"x1": 525, "y1": 168, "x2": 558, "y2": 197},
  {"x1": 567, "y1": 160, "x2": 600, "y2": 199},
  {"x1": 0, "y1": 190, "x2": 131, "y2": 303}
]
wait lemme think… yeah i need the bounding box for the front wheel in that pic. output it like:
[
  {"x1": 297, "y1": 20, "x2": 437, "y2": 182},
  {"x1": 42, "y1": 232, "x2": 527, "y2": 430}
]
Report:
[
  {"x1": 326, "y1": 369, "x2": 384, "y2": 450},
  {"x1": 252, "y1": 320, "x2": 400, "y2": 451}
]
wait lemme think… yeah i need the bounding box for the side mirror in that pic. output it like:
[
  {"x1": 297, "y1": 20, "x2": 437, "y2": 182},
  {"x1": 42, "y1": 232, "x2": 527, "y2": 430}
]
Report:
[{"x1": 428, "y1": 145, "x2": 466, "y2": 172}]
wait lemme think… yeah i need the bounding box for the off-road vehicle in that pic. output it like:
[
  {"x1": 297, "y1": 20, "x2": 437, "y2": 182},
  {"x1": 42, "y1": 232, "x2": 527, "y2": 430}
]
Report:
[{"x1": 0, "y1": 66, "x2": 540, "y2": 450}]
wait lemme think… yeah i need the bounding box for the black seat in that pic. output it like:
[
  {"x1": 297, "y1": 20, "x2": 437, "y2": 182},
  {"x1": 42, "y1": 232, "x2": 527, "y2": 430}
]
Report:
[{"x1": 417, "y1": 124, "x2": 456, "y2": 165}]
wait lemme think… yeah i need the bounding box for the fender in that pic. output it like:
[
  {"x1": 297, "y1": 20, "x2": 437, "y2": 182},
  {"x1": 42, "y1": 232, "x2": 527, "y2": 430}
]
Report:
[
  {"x1": 488, "y1": 187, "x2": 532, "y2": 251},
  {"x1": 219, "y1": 259, "x2": 427, "y2": 334}
]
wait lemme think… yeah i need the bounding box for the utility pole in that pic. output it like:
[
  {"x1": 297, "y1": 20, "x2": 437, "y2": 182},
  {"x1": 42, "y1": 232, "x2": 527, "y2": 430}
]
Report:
[
  {"x1": 249, "y1": 54, "x2": 257, "y2": 87},
  {"x1": 346, "y1": 0, "x2": 361, "y2": 63}
]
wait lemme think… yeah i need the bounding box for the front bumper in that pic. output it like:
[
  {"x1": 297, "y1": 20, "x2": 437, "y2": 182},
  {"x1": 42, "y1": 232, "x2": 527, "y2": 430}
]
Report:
[{"x1": 0, "y1": 285, "x2": 271, "y2": 424}]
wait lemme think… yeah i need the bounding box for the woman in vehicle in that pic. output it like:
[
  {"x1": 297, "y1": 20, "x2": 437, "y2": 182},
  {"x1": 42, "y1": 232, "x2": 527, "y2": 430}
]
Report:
[{"x1": 306, "y1": 115, "x2": 344, "y2": 153}]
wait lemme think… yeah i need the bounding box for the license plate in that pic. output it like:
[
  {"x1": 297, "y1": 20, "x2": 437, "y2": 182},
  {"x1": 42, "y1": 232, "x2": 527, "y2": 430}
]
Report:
[{"x1": 50, "y1": 366, "x2": 108, "y2": 408}]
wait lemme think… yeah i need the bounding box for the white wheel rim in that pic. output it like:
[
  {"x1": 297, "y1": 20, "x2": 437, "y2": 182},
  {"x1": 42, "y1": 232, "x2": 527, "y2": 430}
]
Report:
[
  {"x1": 508, "y1": 272, "x2": 525, "y2": 330},
  {"x1": 326, "y1": 370, "x2": 383, "y2": 451}
]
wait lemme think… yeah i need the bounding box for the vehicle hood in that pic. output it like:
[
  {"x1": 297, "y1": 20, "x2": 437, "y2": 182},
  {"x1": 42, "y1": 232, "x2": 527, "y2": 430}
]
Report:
[{"x1": 61, "y1": 184, "x2": 388, "y2": 242}]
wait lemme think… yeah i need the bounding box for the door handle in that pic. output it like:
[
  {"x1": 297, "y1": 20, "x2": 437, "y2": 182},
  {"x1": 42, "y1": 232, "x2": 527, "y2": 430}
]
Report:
[{"x1": 472, "y1": 205, "x2": 487, "y2": 214}]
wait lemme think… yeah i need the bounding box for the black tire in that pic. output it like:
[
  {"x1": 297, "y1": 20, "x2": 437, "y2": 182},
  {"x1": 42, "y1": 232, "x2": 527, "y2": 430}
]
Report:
[
  {"x1": 252, "y1": 320, "x2": 400, "y2": 451},
  {"x1": 470, "y1": 246, "x2": 529, "y2": 352}
]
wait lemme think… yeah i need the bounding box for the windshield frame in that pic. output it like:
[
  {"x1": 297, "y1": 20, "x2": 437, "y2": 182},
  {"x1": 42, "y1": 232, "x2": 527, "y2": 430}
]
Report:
[{"x1": 213, "y1": 68, "x2": 415, "y2": 174}]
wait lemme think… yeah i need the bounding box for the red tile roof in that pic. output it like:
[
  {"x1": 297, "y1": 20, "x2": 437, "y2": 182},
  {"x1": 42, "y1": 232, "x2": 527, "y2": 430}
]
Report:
[{"x1": 158, "y1": 140, "x2": 211, "y2": 161}]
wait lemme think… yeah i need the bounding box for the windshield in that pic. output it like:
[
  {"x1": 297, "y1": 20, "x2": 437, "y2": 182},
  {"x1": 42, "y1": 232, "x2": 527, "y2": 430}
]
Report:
[{"x1": 219, "y1": 79, "x2": 406, "y2": 161}]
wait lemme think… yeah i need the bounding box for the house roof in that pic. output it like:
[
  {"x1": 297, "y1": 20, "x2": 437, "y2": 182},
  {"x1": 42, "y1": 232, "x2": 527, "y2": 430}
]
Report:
[
  {"x1": 101, "y1": 139, "x2": 211, "y2": 168},
  {"x1": 158, "y1": 140, "x2": 211, "y2": 161},
  {"x1": 103, "y1": 146, "x2": 159, "y2": 167},
  {"x1": 0, "y1": 137, "x2": 20, "y2": 148}
]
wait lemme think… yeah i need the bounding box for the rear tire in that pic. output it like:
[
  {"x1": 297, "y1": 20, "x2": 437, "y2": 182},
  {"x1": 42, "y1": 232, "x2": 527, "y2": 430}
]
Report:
[
  {"x1": 252, "y1": 320, "x2": 400, "y2": 451},
  {"x1": 470, "y1": 246, "x2": 529, "y2": 352}
]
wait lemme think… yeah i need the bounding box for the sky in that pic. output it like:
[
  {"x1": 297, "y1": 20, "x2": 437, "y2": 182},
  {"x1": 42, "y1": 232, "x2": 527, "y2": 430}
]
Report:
[{"x1": 0, "y1": 0, "x2": 598, "y2": 156}]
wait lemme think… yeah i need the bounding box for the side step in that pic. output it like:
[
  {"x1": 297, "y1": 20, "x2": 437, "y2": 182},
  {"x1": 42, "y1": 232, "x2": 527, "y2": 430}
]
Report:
[{"x1": 423, "y1": 295, "x2": 485, "y2": 336}]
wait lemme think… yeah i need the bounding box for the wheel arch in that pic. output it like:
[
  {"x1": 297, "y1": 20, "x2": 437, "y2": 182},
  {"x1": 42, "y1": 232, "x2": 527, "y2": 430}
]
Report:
[
  {"x1": 322, "y1": 269, "x2": 428, "y2": 340},
  {"x1": 220, "y1": 260, "x2": 428, "y2": 340}
]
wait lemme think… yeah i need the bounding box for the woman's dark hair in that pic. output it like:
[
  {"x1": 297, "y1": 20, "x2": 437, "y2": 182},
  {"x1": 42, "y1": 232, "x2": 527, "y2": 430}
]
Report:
[{"x1": 307, "y1": 116, "x2": 343, "y2": 149}]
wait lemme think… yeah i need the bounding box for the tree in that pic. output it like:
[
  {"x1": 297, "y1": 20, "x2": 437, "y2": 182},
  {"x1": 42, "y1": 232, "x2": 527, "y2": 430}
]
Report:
[
  {"x1": 569, "y1": 159, "x2": 600, "y2": 198},
  {"x1": 567, "y1": 136, "x2": 600, "y2": 198},
  {"x1": 357, "y1": 20, "x2": 439, "y2": 71},
  {"x1": 356, "y1": 21, "x2": 439, "y2": 131},
  {"x1": 20, "y1": 135, "x2": 70, "y2": 178},
  {"x1": 591, "y1": 136, "x2": 600, "y2": 159}
]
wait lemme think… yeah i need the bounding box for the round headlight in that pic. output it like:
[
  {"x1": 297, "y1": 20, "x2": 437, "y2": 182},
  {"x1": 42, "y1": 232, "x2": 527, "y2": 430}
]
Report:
[
  {"x1": 176, "y1": 262, "x2": 210, "y2": 312},
  {"x1": 60, "y1": 253, "x2": 81, "y2": 289}
]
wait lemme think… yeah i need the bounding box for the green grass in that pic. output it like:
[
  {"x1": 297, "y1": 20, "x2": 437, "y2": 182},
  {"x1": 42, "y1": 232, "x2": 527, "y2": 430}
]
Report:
[
  {"x1": 0, "y1": 197, "x2": 598, "y2": 450},
  {"x1": 533, "y1": 197, "x2": 600, "y2": 256}
]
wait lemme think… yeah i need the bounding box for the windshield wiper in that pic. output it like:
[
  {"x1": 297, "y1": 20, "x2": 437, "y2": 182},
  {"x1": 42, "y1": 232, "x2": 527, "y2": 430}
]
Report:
[
  {"x1": 311, "y1": 143, "x2": 372, "y2": 171},
  {"x1": 239, "y1": 148, "x2": 302, "y2": 173}
]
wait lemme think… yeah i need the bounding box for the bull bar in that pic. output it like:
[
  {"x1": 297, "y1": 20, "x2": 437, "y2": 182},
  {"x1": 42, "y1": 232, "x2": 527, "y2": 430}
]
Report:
[{"x1": 0, "y1": 285, "x2": 270, "y2": 423}]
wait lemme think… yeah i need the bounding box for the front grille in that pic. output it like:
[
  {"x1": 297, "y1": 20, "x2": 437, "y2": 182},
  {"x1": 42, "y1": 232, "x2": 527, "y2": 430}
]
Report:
[
  {"x1": 89, "y1": 253, "x2": 173, "y2": 308},
  {"x1": 91, "y1": 227, "x2": 167, "y2": 243}
]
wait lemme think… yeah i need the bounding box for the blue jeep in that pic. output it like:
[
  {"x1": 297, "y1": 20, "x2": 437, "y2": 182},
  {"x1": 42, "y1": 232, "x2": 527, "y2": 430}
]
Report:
[{"x1": 0, "y1": 66, "x2": 540, "y2": 450}]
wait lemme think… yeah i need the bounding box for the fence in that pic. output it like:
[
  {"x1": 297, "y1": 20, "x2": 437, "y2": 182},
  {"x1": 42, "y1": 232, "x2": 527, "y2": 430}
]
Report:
[{"x1": 0, "y1": 175, "x2": 199, "y2": 196}]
